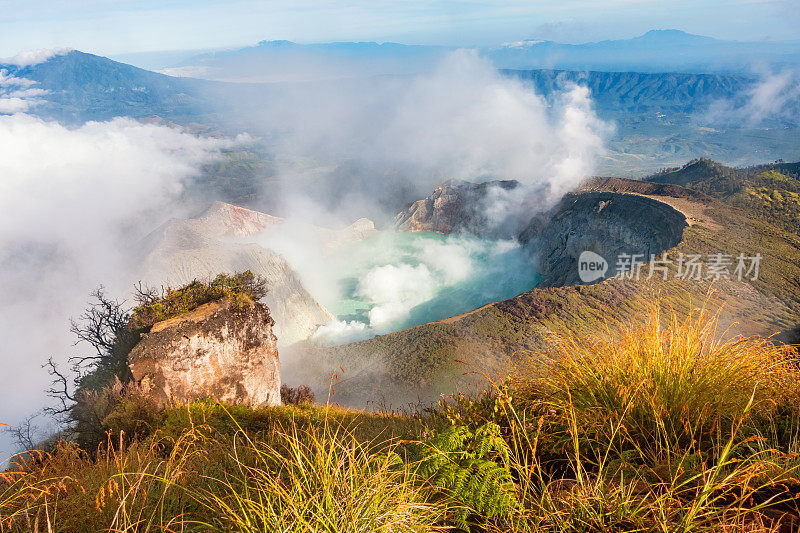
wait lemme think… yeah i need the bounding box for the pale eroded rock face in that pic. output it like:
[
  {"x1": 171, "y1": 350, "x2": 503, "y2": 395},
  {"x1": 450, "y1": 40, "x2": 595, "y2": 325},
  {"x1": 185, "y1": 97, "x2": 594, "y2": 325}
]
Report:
[{"x1": 128, "y1": 297, "x2": 281, "y2": 407}]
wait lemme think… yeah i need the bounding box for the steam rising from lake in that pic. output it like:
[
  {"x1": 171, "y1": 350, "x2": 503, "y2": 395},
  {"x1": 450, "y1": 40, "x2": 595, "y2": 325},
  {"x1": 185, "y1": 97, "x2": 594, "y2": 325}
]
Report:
[{"x1": 310, "y1": 232, "x2": 539, "y2": 345}]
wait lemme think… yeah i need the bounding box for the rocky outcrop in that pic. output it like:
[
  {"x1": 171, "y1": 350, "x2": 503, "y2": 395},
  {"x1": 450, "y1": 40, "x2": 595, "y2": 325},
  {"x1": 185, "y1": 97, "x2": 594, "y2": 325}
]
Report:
[
  {"x1": 393, "y1": 179, "x2": 524, "y2": 237},
  {"x1": 128, "y1": 296, "x2": 280, "y2": 407},
  {"x1": 520, "y1": 192, "x2": 688, "y2": 287}
]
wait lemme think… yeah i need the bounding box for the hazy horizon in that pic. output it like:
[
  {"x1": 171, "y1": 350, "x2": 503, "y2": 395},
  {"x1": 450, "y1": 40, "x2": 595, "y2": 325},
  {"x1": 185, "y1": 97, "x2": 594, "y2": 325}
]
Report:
[{"x1": 1, "y1": 0, "x2": 798, "y2": 58}]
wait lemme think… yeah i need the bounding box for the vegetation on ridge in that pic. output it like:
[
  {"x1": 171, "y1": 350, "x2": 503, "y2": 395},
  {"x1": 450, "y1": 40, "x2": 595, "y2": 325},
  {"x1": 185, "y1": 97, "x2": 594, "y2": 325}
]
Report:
[
  {"x1": 129, "y1": 270, "x2": 267, "y2": 331},
  {"x1": 5, "y1": 302, "x2": 800, "y2": 531},
  {"x1": 648, "y1": 157, "x2": 800, "y2": 233}
]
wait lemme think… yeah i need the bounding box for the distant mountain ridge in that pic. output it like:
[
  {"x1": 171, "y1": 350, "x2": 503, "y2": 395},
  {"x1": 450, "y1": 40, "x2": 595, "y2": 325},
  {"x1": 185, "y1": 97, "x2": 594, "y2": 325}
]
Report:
[
  {"x1": 488, "y1": 30, "x2": 800, "y2": 73},
  {"x1": 161, "y1": 30, "x2": 800, "y2": 79},
  {"x1": 503, "y1": 69, "x2": 756, "y2": 113},
  {"x1": 3, "y1": 48, "x2": 798, "y2": 174},
  {"x1": 0, "y1": 51, "x2": 216, "y2": 123},
  {"x1": 166, "y1": 40, "x2": 448, "y2": 81},
  {"x1": 0, "y1": 50, "x2": 768, "y2": 123}
]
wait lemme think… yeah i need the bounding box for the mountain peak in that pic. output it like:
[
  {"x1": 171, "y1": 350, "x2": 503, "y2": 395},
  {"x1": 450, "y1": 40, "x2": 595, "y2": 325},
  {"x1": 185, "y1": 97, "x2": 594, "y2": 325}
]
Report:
[{"x1": 635, "y1": 29, "x2": 714, "y2": 43}]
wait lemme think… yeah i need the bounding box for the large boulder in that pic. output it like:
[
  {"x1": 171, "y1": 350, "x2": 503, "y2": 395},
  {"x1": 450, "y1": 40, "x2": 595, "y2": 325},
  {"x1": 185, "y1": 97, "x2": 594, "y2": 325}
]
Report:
[{"x1": 128, "y1": 296, "x2": 281, "y2": 407}]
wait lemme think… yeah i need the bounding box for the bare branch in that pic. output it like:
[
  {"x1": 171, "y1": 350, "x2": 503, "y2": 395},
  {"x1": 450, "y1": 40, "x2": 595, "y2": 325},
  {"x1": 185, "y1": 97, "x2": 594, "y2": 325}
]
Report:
[
  {"x1": 3, "y1": 412, "x2": 43, "y2": 452},
  {"x1": 68, "y1": 287, "x2": 130, "y2": 367},
  {"x1": 132, "y1": 281, "x2": 160, "y2": 307},
  {"x1": 43, "y1": 356, "x2": 76, "y2": 416}
]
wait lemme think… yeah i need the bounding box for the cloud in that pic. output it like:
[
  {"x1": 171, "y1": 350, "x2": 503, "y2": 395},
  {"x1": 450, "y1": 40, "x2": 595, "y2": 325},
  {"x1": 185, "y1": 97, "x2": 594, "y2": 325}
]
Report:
[
  {"x1": 246, "y1": 49, "x2": 610, "y2": 221},
  {"x1": 0, "y1": 114, "x2": 236, "y2": 459},
  {"x1": 0, "y1": 70, "x2": 47, "y2": 114},
  {"x1": 0, "y1": 70, "x2": 37, "y2": 87},
  {"x1": 2, "y1": 48, "x2": 73, "y2": 67},
  {"x1": 702, "y1": 69, "x2": 800, "y2": 126},
  {"x1": 158, "y1": 66, "x2": 212, "y2": 78},
  {"x1": 742, "y1": 70, "x2": 800, "y2": 124},
  {"x1": 0, "y1": 97, "x2": 33, "y2": 114}
]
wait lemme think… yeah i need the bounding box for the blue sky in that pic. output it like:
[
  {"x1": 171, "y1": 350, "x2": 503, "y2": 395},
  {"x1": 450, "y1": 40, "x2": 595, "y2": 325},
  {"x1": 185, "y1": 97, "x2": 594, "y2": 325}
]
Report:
[{"x1": 0, "y1": 0, "x2": 798, "y2": 57}]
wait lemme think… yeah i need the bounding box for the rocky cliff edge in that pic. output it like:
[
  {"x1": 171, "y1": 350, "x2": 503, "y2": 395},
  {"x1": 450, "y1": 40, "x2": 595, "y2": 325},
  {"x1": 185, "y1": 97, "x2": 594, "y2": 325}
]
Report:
[{"x1": 128, "y1": 296, "x2": 281, "y2": 407}]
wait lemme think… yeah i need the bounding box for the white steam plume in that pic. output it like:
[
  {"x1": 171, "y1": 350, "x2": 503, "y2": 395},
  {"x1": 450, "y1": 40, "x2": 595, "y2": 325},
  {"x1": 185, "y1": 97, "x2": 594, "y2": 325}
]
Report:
[
  {"x1": 239, "y1": 49, "x2": 610, "y2": 218},
  {"x1": 310, "y1": 235, "x2": 537, "y2": 346},
  {"x1": 374, "y1": 51, "x2": 608, "y2": 198},
  {"x1": 250, "y1": 51, "x2": 609, "y2": 345}
]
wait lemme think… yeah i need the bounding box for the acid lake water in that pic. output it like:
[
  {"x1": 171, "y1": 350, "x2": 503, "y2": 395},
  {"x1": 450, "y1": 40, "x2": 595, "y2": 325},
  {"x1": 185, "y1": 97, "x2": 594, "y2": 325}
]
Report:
[{"x1": 314, "y1": 231, "x2": 539, "y2": 344}]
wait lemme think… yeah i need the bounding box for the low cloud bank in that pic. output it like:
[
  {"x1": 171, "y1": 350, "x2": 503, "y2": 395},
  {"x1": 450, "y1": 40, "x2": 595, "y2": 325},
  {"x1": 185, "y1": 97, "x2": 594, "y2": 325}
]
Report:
[
  {"x1": 0, "y1": 114, "x2": 238, "y2": 458},
  {"x1": 0, "y1": 70, "x2": 46, "y2": 113}
]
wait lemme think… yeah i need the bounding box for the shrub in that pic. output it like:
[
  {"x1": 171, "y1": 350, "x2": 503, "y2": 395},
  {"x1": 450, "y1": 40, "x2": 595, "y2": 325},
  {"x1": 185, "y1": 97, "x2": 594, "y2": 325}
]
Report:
[
  {"x1": 130, "y1": 271, "x2": 267, "y2": 331},
  {"x1": 280, "y1": 384, "x2": 315, "y2": 405},
  {"x1": 70, "y1": 379, "x2": 161, "y2": 452}
]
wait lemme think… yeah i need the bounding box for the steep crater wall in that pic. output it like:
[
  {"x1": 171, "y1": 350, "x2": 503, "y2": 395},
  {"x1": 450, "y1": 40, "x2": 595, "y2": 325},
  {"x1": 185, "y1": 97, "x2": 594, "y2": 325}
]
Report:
[{"x1": 521, "y1": 192, "x2": 688, "y2": 287}]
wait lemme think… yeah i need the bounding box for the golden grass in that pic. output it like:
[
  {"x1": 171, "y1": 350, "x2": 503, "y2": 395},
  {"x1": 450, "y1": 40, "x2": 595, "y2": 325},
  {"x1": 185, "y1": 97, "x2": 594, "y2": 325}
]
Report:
[
  {"x1": 0, "y1": 407, "x2": 439, "y2": 532},
  {"x1": 190, "y1": 423, "x2": 440, "y2": 532},
  {"x1": 514, "y1": 303, "x2": 800, "y2": 459},
  {"x1": 498, "y1": 302, "x2": 800, "y2": 531}
]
